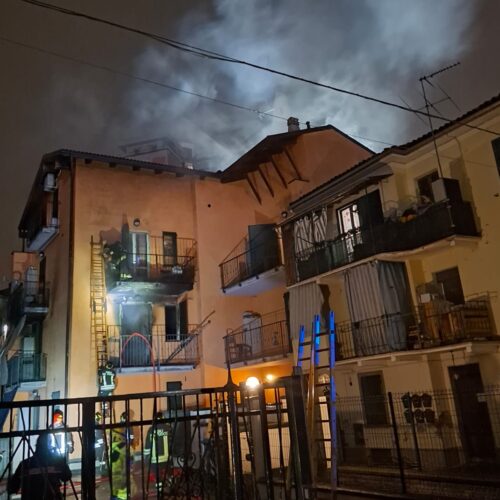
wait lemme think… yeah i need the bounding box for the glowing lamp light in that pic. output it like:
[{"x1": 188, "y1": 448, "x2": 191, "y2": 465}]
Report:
[
  {"x1": 245, "y1": 376, "x2": 260, "y2": 389},
  {"x1": 264, "y1": 374, "x2": 275, "y2": 383}
]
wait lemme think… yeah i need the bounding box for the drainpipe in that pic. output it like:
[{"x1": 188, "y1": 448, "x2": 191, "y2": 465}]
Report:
[{"x1": 64, "y1": 158, "x2": 76, "y2": 398}]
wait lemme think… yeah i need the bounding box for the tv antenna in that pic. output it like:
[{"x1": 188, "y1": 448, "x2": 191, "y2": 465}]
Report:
[{"x1": 419, "y1": 62, "x2": 460, "y2": 177}]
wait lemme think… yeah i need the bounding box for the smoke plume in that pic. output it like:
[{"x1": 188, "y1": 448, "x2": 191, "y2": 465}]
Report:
[{"x1": 127, "y1": 0, "x2": 475, "y2": 170}]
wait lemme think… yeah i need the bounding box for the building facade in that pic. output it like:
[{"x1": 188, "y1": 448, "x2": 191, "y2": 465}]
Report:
[
  {"x1": 2, "y1": 122, "x2": 371, "y2": 407},
  {"x1": 280, "y1": 95, "x2": 500, "y2": 465}
]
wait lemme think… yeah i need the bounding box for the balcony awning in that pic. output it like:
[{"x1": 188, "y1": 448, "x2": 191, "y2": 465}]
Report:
[{"x1": 285, "y1": 162, "x2": 393, "y2": 222}]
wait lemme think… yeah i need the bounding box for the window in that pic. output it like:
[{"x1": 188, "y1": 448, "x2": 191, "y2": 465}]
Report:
[
  {"x1": 417, "y1": 170, "x2": 439, "y2": 203},
  {"x1": 165, "y1": 299, "x2": 188, "y2": 341},
  {"x1": 338, "y1": 203, "x2": 360, "y2": 234},
  {"x1": 492, "y1": 138, "x2": 500, "y2": 176},
  {"x1": 360, "y1": 373, "x2": 389, "y2": 425},
  {"x1": 435, "y1": 267, "x2": 464, "y2": 305},
  {"x1": 163, "y1": 232, "x2": 178, "y2": 267}
]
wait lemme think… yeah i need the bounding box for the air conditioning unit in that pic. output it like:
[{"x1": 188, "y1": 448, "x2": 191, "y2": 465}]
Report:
[{"x1": 43, "y1": 173, "x2": 56, "y2": 192}]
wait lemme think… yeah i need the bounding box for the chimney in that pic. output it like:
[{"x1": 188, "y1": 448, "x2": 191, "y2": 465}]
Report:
[{"x1": 287, "y1": 117, "x2": 300, "y2": 132}]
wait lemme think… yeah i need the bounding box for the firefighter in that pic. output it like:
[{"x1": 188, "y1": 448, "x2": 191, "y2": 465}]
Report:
[
  {"x1": 8, "y1": 431, "x2": 72, "y2": 499},
  {"x1": 94, "y1": 411, "x2": 107, "y2": 476},
  {"x1": 49, "y1": 409, "x2": 74, "y2": 457},
  {"x1": 110, "y1": 411, "x2": 136, "y2": 500},
  {"x1": 145, "y1": 411, "x2": 170, "y2": 490},
  {"x1": 98, "y1": 361, "x2": 116, "y2": 397}
]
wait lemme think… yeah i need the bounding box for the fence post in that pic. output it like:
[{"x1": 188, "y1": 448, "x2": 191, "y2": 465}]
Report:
[
  {"x1": 388, "y1": 392, "x2": 406, "y2": 494},
  {"x1": 285, "y1": 373, "x2": 312, "y2": 500},
  {"x1": 81, "y1": 399, "x2": 96, "y2": 500},
  {"x1": 257, "y1": 385, "x2": 275, "y2": 500},
  {"x1": 225, "y1": 379, "x2": 245, "y2": 500}
]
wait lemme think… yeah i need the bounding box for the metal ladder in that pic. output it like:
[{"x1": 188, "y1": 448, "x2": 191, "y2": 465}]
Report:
[
  {"x1": 296, "y1": 311, "x2": 337, "y2": 497},
  {"x1": 90, "y1": 236, "x2": 109, "y2": 370}
]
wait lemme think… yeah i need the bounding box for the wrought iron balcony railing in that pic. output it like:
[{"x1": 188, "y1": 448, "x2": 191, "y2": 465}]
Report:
[
  {"x1": 106, "y1": 324, "x2": 200, "y2": 369},
  {"x1": 6, "y1": 351, "x2": 47, "y2": 387},
  {"x1": 225, "y1": 310, "x2": 291, "y2": 364},
  {"x1": 220, "y1": 231, "x2": 281, "y2": 290},
  {"x1": 335, "y1": 299, "x2": 495, "y2": 361},
  {"x1": 292, "y1": 200, "x2": 478, "y2": 284},
  {"x1": 104, "y1": 237, "x2": 196, "y2": 291}
]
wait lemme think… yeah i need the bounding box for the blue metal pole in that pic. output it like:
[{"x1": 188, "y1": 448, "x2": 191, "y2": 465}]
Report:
[{"x1": 329, "y1": 310, "x2": 337, "y2": 494}]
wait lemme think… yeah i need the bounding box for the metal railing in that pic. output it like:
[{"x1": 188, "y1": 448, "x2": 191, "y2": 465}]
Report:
[
  {"x1": 104, "y1": 237, "x2": 197, "y2": 287},
  {"x1": 335, "y1": 299, "x2": 494, "y2": 361},
  {"x1": 21, "y1": 280, "x2": 50, "y2": 311},
  {"x1": 0, "y1": 378, "x2": 498, "y2": 498},
  {"x1": 225, "y1": 311, "x2": 291, "y2": 364},
  {"x1": 6, "y1": 351, "x2": 47, "y2": 387},
  {"x1": 292, "y1": 200, "x2": 478, "y2": 283},
  {"x1": 107, "y1": 325, "x2": 200, "y2": 369},
  {"x1": 219, "y1": 231, "x2": 282, "y2": 290},
  {"x1": 0, "y1": 377, "x2": 302, "y2": 500}
]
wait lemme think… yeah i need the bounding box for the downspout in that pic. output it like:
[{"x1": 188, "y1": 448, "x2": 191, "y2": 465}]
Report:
[{"x1": 64, "y1": 158, "x2": 76, "y2": 398}]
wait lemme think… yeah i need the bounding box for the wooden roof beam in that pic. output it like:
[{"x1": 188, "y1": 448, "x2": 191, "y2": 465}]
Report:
[
  {"x1": 257, "y1": 165, "x2": 274, "y2": 197},
  {"x1": 284, "y1": 148, "x2": 309, "y2": 183},
  {"x1": 270, "y1": 157, "x2": 287, "y2": 188},
  {"x1": 246, "y1": 173, "x2": 262, "y2": 204}
]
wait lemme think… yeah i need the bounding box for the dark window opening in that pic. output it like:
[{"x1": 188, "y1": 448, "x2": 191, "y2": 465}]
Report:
[
  {"x1": 492, "y1": 138, "x2": 500, "y2": 177},
  {"x1": 435, "y1": 267, "x2": 465, "y2": 305},
  {"x1": 360, "y1": 373, "x2": 389, "y2": 426},
  {"x1": 163, "y1": 232, "x2": 178, "y2": 267},
  {"x1": 417, "y1": 170, "x2": 439, "y2": 203},
  {"x1": 164, "y1": 299, "x2": 188, "y2": 341}
]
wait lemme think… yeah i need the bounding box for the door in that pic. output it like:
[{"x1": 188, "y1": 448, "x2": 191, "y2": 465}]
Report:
[
  {"x1": 449, "y1": 363, "x2": 495, "y2": 459},
  {"x1": 163, "y1": 232, "x2": 178, "y2": 268},
  {"x1": 130, "y1": 232, "x2": 149, "y2": 280},
  {"x1": 248, "y1": 224, "x2": 279, "y2": 276},
  {"x1": 121, "y1": 304, "x2": 152, "y2": 367}
]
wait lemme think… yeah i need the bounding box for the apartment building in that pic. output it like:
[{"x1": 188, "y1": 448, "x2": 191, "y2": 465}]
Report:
[
  {"x1": 280, "y1": 94, "x2": 500, "y2": 464},
  {"x1": 1, "y1": 121, "x2": 371, "y2": 407}
]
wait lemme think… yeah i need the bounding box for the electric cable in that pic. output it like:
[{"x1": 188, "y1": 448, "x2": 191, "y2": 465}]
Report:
[
  {"x1": 0, "y1": 34, "x2": 396, "y2": 148},
  {"x1": 18, "y1": 0, "x2": 500, "y2": 137}
]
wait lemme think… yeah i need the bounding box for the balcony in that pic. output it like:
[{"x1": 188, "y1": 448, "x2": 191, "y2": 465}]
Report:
[
  {"x1": 6, "y1": 351, "x2": 47, "y2": 389},
  {"x1": 294, "y1": 200, "x2": 478, "y2": 283},
  {"x1": 220, "y1": 224, "x2": 284, "y2": 295},
  {"x1": 335, "y1": 298, "x2": 496, "y2": 361},
  {"x1": 106, "y1": 325, "x2": 200, "y2": 370},
  {"x1": 225, "y1": 311, "x2": 291, "y2": 365},
  {"x1": 105, "y1": 237, "x2": 196, "y2": 298}
]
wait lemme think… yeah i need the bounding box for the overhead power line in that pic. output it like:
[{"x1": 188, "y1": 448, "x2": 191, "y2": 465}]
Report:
[
  {"x1": 18, "y1": 0, "x2": 500, "y2": 138},
  {"x1": 0, "y1": 35, "x2": 396, "y2": 148}
]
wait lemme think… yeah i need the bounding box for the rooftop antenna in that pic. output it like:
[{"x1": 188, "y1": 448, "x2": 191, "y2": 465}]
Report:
[{"x1": 419, "y1": 62, "x2": 460, "y2": 178}]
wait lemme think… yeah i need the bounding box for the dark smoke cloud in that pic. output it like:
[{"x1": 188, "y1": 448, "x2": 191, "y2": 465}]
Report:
[{"x1": 127, "y1": 0, "x2": 475, "y2": 169}]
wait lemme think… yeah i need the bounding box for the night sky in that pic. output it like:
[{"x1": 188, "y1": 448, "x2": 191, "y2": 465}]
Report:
[{"x1": 0, "y1": 0, "x2": 499, "y2": 280}]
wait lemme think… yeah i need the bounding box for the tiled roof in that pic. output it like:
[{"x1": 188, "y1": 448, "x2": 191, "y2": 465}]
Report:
[{"x1": 290, "y1": 93, "x2": 500, "y2": 211}]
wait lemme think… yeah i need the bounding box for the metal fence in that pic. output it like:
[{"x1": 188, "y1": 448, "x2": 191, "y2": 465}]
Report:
[
  {"x1": 333, "y1": 386, "x2": 500, "y2": 498},
  {"x1": 0, "y1": 377, "x2": 313, "y2": 500},
  {"x1": 0, "y1": 379, "x2": 499, "y2": 499}
]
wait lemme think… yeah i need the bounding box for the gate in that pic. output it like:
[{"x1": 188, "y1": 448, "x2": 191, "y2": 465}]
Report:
[{"x1": 0, "y1": 376, "x2": 314, "y2": 500}]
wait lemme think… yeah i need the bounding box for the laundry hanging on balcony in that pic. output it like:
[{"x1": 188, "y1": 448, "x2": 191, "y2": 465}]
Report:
[
  {"x1": 344, "y1": 261, "x2": 412, "y2": 356},
  {"x1": 294, "y1": 208, "x2": 327, "y2": 258}
]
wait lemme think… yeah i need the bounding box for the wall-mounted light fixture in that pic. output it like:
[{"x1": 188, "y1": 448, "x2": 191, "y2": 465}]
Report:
[
  {"x1": 133, "y1": 218, "x2": 141, "y2": 227},
  {"x1": 245, "y1": 376, "x2": 260, "y2": 389}
]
